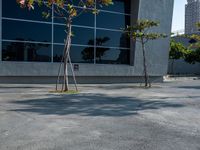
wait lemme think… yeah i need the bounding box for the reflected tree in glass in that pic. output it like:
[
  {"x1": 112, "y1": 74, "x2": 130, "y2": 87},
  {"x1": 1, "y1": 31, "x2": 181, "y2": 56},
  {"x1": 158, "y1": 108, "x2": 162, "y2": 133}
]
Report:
[
  {"x1": 182, "y1": 23, "x2": 200, "y2": 64},
  {"x1": 82, "y1": 37, "x2": 110, "y2": 62}
]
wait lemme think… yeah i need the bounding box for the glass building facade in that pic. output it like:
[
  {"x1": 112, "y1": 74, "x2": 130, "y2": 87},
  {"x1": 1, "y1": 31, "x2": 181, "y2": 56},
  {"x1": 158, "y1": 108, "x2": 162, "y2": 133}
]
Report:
[{"x1": 1, "y1": 0, "x2": 131, "y2": 64}]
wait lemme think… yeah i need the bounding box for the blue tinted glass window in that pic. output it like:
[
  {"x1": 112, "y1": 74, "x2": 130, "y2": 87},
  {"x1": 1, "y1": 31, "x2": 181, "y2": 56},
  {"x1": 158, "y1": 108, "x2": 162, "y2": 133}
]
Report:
[
  {"x1": 54, "y1": 25, "x2": 94, "y2": 46},
  {"x1": 96, "y1": 30, "x2": 130, "y2": 48},
  {"x1": 1, "y1": 0, "x2": 131, "y2": 64},
  {"x1": 2, "y1": 41, "x2": 51, "y2": 62},
  {"x1": 73, "y1": 9, "x2": 94, "y2": 27},
  {"x1": 97, "y1": 0, "x2": 130, "y2": 14},
  {"x1": 54, "y1": 8, "x2": 94, "y2": 27},
  {"x1": 53, "y1": 45, "x2": 64, "y2": 62},
  {"x1": 53, "y1": 45, "x2": 94, "y2": 63},
  {"x1": 2, "y1": 20, "x2": 52, "y2": 42},
  {"x1": 2, "y1": 0, "x2": 52, "y2": 22},
  {"x1": 97, "y1": 12, "x2": 130, "y2": 30},
  {"x1": 65, "y1": 1, "x2": 95, "y2": 7},
  {"x1": 65, "y1": 1, "x2": 84, "y2": 6},
  {"x1": 96, "y1": 48, "x2": 130, "y2": 64}
]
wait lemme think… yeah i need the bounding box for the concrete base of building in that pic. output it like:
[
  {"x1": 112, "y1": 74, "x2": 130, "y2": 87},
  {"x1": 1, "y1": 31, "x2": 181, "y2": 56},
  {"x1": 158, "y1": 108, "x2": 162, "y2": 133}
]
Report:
[{"x1": 0, "y1": 76, "x2": 164, "y2": 84}]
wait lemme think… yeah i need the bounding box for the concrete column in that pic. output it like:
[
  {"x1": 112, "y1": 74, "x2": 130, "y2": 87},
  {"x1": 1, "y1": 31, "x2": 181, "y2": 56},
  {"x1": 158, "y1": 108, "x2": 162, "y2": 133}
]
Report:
[
  {"x1": 0, "y1": 0, "x2": 2, "y2": 61},
  {"x1": 130, "y1": 0, "x2": 140, "y2": 66},
  {"x1": 134, "y1": 0, "x2": 174, "y2": 76}
]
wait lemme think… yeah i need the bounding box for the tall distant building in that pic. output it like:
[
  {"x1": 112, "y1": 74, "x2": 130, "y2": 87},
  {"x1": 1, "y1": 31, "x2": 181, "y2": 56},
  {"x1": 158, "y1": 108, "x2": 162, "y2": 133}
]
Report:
[{"x1": 185, "y1": 0, "x2": 200, "y2": 34}]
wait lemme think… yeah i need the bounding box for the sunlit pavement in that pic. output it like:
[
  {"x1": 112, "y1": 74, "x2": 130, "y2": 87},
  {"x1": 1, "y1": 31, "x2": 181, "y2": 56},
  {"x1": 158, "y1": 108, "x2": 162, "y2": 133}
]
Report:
[{"x1": 0, "y1": 78, "x2": 200, "y2": 150}]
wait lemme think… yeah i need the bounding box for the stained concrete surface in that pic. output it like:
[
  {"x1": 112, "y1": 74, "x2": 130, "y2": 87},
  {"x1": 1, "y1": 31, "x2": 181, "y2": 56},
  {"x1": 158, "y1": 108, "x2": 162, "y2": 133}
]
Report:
[{"x1": 0, "y1": 79, "x2": 200, "y2": 150}]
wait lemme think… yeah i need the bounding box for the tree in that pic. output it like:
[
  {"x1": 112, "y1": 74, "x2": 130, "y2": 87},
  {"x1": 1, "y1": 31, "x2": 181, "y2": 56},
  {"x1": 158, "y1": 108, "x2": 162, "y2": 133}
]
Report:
[
  {"x1": 125, "y1": 20, "x2": 167, "y2": 87},
  {"x1": 197, "y1": 22, "x2": 200, "y2": 31},
  {"x1": 16, "y1": 0, "x2": 113, "y2": 92},
  {"x1": 169, "y1": 23, "x2": 200, "y2": 68},
  {"x1": 169, "y1": 40, "x2": 188, "y2": 73},
  {"x1": 184, "y1": 49, "x2": 200, "y2": 64},
  {"x1": 182, "y1": 22, "x2": 200, "y2": 64}
]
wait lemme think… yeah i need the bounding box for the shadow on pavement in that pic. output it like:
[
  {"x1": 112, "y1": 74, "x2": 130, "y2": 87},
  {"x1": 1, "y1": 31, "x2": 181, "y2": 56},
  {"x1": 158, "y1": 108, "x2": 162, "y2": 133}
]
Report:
[
  {"x1": 9, "y1": 93, "x2": 184, "y2": 117},
  {"x1": 178, "y1": 86, "x2": 200, "y2": 90}
]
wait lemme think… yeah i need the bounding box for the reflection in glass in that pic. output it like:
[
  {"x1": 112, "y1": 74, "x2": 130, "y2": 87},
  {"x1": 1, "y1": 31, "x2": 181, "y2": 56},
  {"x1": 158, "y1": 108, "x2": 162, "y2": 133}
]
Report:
[
  {"x1": 53, "y1": 45, "x2": 64, "y2": 62},
  {"x1": 81, "y1": 46, "x2": 95, "y2": 62},
  {"x1": 96, "y1": 30, "x2": 130, "y2": 48},
  {"x1": 97, "y1": 0, "x2": 130, "y2": 14},
  {"x1": 2, "y1": 0, "x2": 131, "y2": 64},
  {"x1": 2, "y1": 42, "x2": 51, "y2": 62},
  {"x1": 82, "y1": 37, "x2": 110, "y2": 62},
  {"x1": 2, "y1": 0, "x2": 51, "y2": 22},
  {"x1": 96, "y1": 48, "x2": 130, "y2": 64},
  {"x1": 2, "y1": 20, "x2": 52, "y2": 42},
  {"x1": 97, "y1": 12, "x2": 130, "y2": 30},
  {"x1": 53, "y1": 45, "x2": 94, "y2": 63},
  {"x1": 54, "y1": 25, "x2": 94, "y2": 45}
]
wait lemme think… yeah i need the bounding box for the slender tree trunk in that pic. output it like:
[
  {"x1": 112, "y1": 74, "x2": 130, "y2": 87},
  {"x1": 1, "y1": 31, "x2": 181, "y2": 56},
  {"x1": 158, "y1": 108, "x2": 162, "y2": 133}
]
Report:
[
  {"x1": 56, "y1": 18, "x2": 71, "y2": 91},
  {"x1": 63, "y1": 57, "x2": 68, "y2": 91},
  {"x1": 56, "y1": 17, "x2": 78, "y2": 92},
  {"x1": 141, "y1": 40, "x2": 150, "y2": 87},
  {"x1": 63, "y1": 19, "x2": 72, "y2": 91},
  {"x1": 68, "y1": 53, "x2": 78, "y2": 91},
  {"x1": 56, "y1": 53, "x2": 64, "y2": 91},
  {"x1": 65, "y1": 19, "x2": 78, "y2": 91},
  {"x1": 56, "y1": 17, "x2": 78, "y2": 91},
  {"x1": 56, "y1": 24, "x2": 71, "y2": 91}
]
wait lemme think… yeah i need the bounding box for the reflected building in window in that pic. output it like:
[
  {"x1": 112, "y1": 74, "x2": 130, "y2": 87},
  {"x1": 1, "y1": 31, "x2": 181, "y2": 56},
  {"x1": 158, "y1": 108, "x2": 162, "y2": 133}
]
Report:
[
  {"x1": 2, "y1": 41, "x2": 51, "y2": 62},
  {"x1": 0, "y1": 0, "x2": 174, "y2": 83}
]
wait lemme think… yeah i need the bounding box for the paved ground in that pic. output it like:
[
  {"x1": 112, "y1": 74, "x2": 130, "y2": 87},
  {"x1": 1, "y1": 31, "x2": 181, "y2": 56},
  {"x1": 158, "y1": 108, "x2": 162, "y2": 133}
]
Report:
[{"x1": 0, "y1": 78, "x2": 200, "y2": 150}]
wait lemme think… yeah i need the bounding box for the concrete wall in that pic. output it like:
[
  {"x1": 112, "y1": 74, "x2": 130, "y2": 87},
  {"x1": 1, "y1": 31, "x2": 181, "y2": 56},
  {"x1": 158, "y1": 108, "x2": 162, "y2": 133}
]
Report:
[
  {"x1": 134, "y1": 0, "x2": 174, "y2": 76},
  {"x1": 0, "y1": 76, "x2": 164, "y2": 84},
  {"x1": 0, "y1": 0, "x2": 2, "y2": 61},
  {"x1": 0, "y1": 0, "x2": 174, "y2": 83},
  {"x1": 168, "y1": 59, "x2": 200, "y2": 75}
]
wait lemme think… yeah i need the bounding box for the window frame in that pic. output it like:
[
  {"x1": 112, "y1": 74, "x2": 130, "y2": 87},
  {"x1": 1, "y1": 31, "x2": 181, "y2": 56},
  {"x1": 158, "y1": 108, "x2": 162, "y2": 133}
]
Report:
[{"x1": 1, "y1": 0, "x2": 132, "y2": 65}]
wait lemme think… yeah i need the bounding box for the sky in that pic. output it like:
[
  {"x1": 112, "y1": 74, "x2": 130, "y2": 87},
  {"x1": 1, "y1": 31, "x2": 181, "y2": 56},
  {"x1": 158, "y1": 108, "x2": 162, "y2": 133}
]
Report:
[{"x1": 172, "y1": 0, "x2": 187, "y2": 32}]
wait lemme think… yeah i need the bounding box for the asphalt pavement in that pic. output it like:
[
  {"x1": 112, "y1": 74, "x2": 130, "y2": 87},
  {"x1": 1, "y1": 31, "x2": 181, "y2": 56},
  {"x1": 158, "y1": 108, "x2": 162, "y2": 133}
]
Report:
[{"x1": 0, "y1": 78, "x2": 200, "y2": 150}]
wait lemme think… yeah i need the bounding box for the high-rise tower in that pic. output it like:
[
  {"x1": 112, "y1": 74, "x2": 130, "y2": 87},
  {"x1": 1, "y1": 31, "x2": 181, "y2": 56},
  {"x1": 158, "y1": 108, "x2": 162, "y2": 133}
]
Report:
[{"x1": 185, "y1": 0, "x2": 200, "y2": 34}]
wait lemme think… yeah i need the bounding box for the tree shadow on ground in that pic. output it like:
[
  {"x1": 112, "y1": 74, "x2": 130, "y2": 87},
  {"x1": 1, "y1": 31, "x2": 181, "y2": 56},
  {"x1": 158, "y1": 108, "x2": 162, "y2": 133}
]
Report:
[
  {"x1": 9, "y1": 93, "x2": 184, "y2": 117},
  {"x1": 178, "y1": 86, "x2": 200, "y2": 90},
  {"x1": 94, "y1": 85, "x2": 162, "y2": 90},
  {"x1": 0, "y1": 86, "x2": 49, "y2": 90}
]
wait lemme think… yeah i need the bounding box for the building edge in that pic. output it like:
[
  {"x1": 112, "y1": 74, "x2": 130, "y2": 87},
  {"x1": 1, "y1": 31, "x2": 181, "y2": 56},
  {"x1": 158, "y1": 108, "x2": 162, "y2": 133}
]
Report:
[{"x1": 0, "y1": 0, "x2": 2, "y2": 61}]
